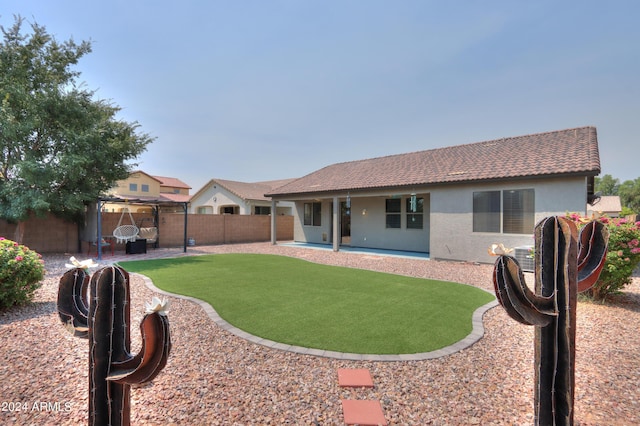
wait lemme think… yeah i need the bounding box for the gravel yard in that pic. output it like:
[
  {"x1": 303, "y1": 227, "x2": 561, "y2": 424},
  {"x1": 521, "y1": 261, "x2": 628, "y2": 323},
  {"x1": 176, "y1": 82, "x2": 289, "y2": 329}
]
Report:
[{"x1": 1, "y1": 242, "x2": 638, "y2": 425}]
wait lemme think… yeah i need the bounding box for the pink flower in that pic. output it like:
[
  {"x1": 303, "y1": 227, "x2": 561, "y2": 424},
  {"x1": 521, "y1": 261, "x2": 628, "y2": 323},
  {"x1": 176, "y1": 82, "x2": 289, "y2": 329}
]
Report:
[
  {"x1": 15, "y1": 255, "x2": 23, "y2": 261},
  {"x1": 631, "y1": 248, "x2": 640, "y2": 254},
  {"x1": 600, "y1": 217, "x2": 610, "y2": 224},
  {"x1": 628, "y1": 239, "x2": 639, "y2": 248}
]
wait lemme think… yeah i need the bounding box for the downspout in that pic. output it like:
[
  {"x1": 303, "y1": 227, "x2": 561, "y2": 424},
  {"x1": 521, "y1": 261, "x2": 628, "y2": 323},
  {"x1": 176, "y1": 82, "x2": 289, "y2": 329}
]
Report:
[
  {"x1": 332, "y1": 197, "x2": 339, "y2": 252},
  {"x1": 271, "y1": 199, "x2": 277, "y2": 245}
]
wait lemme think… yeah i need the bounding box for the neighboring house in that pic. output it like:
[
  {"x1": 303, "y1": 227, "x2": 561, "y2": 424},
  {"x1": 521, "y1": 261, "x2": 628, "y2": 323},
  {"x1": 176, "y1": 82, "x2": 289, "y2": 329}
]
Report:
[
  {"x1": 587, "y1": 195, "x2": 622, "y2": 218},
  {"x1": 189, "y1": 178, "x2": 296, "y2": 216},
  {"x1": 104, "y1": 171, "x2": 191, "y2": 213},
  {"x1": 152, "y1": 175, "x2": 192, "y2": 213},
  {"x1": 266, "y1": 126, "x2": 602, "y2": 264}
]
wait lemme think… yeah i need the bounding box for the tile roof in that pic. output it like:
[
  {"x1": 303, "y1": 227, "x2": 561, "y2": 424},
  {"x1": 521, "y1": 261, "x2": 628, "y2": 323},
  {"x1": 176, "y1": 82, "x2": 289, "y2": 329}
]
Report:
[
  {"x1": 266, "y1": 127, "x2": 601, "y2": 197},
  {"x1": 152, "y1": 175, "x2": 192, "y2": 189},
  {"x1": 206, "y1": 178, "x2": 297, "y2": 202},
  {"x1": 158, "y1": 193, "x2": 192, "y2": 203},
  {"x1": 588, "y1": 195, "x2": 622, "y2": 213}
]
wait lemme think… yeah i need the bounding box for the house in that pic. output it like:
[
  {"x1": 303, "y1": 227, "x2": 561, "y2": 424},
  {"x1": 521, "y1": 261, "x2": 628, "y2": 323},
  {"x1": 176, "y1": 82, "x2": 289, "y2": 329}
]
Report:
[
  {"x1": 151, "y1": 175, "x2": 192, "y2": 213},
  {"x1": 265, "y1": 126, "x2": 602, "y2": 264},
  {"x1": 189, "y1": 178, "x2": 296, "y2": 216},
  {"x1": 104, "y1": 171, "x2": 191, "y2": 213},
  {"x1": 587, "y1": 195, "x2": 622, "y2": 218}
]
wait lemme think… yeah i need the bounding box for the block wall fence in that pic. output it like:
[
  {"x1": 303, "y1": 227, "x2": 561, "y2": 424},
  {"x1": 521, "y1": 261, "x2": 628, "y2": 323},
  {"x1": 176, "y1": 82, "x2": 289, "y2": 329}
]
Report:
[
  {"x1": 1, "y1": 213, "x2": 293, "y2": 253},
  {"x1": 0, "y1": 214, "x2": 79, "y2": 253}
]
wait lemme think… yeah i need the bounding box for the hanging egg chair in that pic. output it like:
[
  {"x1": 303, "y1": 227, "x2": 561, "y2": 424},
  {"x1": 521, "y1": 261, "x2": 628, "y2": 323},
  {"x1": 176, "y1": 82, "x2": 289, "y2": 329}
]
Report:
[{"x1": 113, "y1": 206, "x2": 139, "y2": 243}]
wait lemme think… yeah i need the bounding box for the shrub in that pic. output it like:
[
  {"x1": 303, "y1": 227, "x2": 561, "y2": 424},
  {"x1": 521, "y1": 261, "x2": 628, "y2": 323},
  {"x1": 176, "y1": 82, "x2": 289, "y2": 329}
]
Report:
[
  {"x1": 566, "y1": 214, "x2": 640, "y2": 301},
  {"x1": 0, "y1": 237, "x2": 45, "y2": 309}
]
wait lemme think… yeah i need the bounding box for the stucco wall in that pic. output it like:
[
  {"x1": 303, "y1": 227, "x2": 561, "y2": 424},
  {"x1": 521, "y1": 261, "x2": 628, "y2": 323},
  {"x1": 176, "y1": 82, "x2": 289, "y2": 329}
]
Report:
[
  {"x1": 294, "y1": 201, "x2": 334, "y2": 243},
  {"x1": 429, "y1": 176, "x2": 588, "y2": 263},
  {"x1": 190, "y1": 185, "x2": 249, "y2": 215},
  {"x1": 289, "y1": 176, "x2": 589, "y2": 263},
  {"x1": 293, "y1": 194, "x2": 430, "y2": 252},
  {"x1": 112, "y1": 172, "x2": 161, "y2": 197},
  {"x1": 349, "y1": 195, "x2": 430, "y2": 252},
  {"x1": 190, "y1": 185, "x2": 294, "y2": 215}
]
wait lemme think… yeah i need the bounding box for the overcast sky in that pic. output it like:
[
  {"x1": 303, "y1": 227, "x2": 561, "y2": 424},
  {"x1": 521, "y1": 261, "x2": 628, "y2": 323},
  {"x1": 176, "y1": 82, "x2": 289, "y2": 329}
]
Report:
[{"x1": 3, "y1": 1, "x2": 639, "y2": 191}]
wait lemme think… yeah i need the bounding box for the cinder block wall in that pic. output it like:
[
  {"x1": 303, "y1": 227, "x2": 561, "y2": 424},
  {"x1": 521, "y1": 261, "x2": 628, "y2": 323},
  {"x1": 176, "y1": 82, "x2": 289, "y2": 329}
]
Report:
[
  {"x1": 156, "y1": 214, "x2": 293, "y2": 247},
  {"x1": 0, "y1": 214, "x2": 78, "y2": 253},
  {"x1": 1, "y1": 213, "x2": 293, "y2": 253}
]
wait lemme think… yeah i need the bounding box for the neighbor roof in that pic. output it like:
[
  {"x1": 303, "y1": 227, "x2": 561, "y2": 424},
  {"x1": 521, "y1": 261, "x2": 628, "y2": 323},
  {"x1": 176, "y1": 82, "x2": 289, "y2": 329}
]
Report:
[
  {"x1": 588, "y1": 195, "x2": 622, "y2": 213},
  {"x1": 157, "y1": 192, "x2": 192, "y2": 203},
  {"x1": 129, "y1": 170, "x2": 163, "y2": 183},
  {"x1": 266, "y1": 127, "x2": 601, "y2": 197},
  {"x1": 195, "y1": 178, "x2": 297, "y2": 202},
  {"x1": 152, "y1": 175, "x2": 192, "y2": 190}
]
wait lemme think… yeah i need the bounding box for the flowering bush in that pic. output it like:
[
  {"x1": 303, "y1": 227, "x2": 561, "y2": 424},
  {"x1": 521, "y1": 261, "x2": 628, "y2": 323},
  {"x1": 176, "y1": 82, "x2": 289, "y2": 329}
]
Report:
[
  {"x1": 0, "y1": 237, "x2": 45, "y2": 309},
  {"x1": 566, "y1": 213, "x2": 640, "y2": 301}
]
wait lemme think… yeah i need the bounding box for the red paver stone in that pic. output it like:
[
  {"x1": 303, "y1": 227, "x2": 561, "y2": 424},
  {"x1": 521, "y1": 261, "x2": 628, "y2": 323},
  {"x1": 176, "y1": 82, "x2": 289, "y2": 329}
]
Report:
[
  {"x1": 341, "y1": 399, "x2": 387, "y2": 425},
  {"x1": 337, "y1": 368, "x2": 374, "y2": 387}
]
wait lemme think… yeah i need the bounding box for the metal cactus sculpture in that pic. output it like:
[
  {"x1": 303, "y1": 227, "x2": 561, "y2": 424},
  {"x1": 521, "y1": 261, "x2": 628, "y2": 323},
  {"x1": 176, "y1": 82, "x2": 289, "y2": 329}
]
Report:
[
  {"x1": 57, "y1": 266, "x2": 91, "y2": 338},
  {"x1": 58, "y1": 264, "x2": 171, "y2": 426},
  {"x1": 493, "y1": 216, "x2": 608, "y2": 425}
]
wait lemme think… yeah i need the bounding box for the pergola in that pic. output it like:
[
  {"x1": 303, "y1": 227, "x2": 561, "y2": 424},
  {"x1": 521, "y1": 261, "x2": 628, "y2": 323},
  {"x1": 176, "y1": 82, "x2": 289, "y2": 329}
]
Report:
[{"x1": 95, "y1": 195, "x2": 189, "y2": 260}]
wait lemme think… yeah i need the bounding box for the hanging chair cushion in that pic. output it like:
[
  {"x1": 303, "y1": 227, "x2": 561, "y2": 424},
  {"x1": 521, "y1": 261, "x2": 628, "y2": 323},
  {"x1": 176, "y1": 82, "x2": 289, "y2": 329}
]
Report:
[
  {"x1": 113, "y1": 225, "x2": 140, "y2": 243},
  {"x1": 138, "y1": 227, "x2": 158, "y2": 244}
]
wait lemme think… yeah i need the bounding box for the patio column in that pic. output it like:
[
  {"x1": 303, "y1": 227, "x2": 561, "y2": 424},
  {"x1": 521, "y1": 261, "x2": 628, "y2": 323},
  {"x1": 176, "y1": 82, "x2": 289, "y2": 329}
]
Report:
[
  {"x1": 271, "y1": 199, "x2": 277, "y2": 245},
  {"x1": 332, "y1": 196, "x2": 339, "y2": 252},
  {"x1": 183, "y1": 202, "x2": 188, "y2": 253}
]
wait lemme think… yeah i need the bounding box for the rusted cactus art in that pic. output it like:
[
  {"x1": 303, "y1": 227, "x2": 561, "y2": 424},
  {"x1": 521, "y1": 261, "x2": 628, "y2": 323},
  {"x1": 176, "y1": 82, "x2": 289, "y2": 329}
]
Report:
[
  {"x1": 58, "y1": 264, "x2": 171, "y2": 426},
  {"x1": 58, "y1": 267, "x2": 90, "y2": 337},
  {"x1": 492, "y1": 216, "x2": 608, "y2": 426}
]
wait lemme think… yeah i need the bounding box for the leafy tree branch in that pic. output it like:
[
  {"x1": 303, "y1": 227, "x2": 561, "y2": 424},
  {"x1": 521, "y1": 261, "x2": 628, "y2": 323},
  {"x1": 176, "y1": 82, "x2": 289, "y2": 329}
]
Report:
[{"x1": 0, "y1": 15, "x2": 153, "y2": 227}]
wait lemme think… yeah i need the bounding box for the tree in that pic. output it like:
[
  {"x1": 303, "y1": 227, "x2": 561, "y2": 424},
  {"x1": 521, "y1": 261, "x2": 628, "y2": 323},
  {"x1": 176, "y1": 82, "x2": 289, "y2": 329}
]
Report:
[
  {"x1": 619, "y1": 178, "x2": 640, "y2": 214},
  {"x1": 0, "y1": 16, "x2": 153, "y2": 241},
  {"x1": 595, "y1": 174, "x2": 619, "y2": 195}
]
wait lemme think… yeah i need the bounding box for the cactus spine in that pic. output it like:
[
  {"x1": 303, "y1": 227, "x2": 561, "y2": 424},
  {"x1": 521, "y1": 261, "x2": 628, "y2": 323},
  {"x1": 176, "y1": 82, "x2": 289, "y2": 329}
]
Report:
[
  {"x1": 493, "y1": 216, "x2": 608, "y2": 425},
  {"x1": 58, "y1": 265, "x2": 171, "y2": 426}
]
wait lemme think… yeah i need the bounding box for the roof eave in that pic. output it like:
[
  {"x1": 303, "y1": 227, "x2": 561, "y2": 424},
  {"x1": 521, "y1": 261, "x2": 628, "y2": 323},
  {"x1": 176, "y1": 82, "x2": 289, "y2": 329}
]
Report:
[{"x1": 267, "y1": 170, "x2": 601, "y2": 199}]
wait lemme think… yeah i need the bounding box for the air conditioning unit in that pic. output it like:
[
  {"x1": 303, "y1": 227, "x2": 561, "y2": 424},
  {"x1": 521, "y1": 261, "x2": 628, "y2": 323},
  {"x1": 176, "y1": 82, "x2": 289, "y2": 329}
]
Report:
[{"x1": 514, "y1": 246, "x2": 534, "y2": 272}]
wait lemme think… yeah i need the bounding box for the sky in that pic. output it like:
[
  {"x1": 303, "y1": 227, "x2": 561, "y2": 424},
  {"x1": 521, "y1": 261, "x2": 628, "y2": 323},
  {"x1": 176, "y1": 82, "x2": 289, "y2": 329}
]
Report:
[{"x1": 3, "y1": 1, "x2": 639, "y2": 192}]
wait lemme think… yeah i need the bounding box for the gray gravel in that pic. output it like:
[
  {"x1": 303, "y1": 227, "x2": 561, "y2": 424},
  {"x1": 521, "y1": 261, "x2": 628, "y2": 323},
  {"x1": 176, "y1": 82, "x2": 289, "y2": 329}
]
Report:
[{"x1": 1, "y1": 242, "x2": 639, "y2": 425}]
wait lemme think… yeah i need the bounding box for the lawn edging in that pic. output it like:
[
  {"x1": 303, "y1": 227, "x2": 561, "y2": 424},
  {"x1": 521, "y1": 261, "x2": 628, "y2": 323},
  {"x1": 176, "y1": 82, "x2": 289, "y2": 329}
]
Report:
[{"x1": 134, "y1": 272, "x2": 499, "y2": 362}]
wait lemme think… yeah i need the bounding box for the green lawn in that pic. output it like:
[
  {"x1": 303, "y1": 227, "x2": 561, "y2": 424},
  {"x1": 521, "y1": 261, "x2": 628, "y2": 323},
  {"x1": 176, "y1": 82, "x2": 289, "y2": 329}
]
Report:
[{"x1": 119, "y1": 254, "x2": 495, "y2": 354}]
